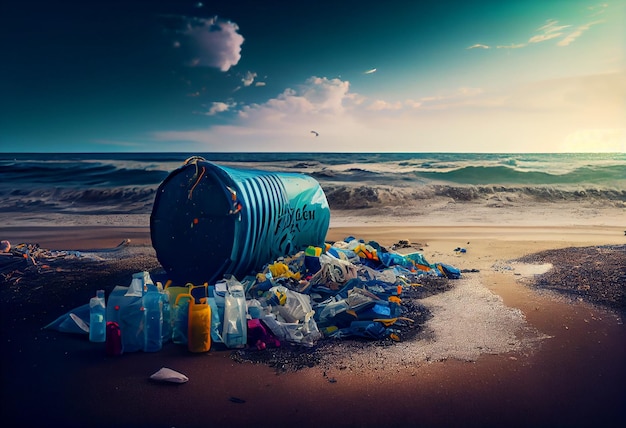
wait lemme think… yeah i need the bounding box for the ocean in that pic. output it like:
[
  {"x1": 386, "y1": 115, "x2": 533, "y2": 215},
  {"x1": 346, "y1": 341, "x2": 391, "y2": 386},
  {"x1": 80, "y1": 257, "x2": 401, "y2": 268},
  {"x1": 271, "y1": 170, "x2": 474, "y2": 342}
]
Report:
[{"x1": 0, "y1": 152, "x2": 625, "y2": 215}]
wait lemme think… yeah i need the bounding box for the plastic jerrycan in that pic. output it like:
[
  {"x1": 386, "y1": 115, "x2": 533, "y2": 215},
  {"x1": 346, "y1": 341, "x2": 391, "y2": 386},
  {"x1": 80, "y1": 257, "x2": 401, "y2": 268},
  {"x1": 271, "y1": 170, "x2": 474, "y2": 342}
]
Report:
[{"x1": 187, "y1": 283, "x2": 211, "y2": 353}]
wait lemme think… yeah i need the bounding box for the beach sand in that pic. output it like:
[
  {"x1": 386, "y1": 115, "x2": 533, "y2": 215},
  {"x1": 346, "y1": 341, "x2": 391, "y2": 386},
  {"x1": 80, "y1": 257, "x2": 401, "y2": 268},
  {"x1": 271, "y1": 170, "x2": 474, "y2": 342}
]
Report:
[{"x1": 1, "y1": 206, "x2": 625, "y2": 428}]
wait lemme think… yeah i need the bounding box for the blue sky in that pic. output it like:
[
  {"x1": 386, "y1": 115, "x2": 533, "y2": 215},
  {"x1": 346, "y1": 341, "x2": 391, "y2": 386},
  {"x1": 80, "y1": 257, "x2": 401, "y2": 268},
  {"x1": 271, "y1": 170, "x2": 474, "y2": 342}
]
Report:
[{"x1": 1, "y1": 0, "x2": 624, "y2": 153}]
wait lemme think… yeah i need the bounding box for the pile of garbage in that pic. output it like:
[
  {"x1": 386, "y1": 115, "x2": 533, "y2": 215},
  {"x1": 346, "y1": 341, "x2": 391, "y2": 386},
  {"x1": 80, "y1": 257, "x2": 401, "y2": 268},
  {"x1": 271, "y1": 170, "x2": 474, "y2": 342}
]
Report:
[
  {"x1": 46, "y1": 236, "x2": 460, "y2": 358},
  {"x1": 0, "y1": 239, "x2": 130, "y2": 285}
]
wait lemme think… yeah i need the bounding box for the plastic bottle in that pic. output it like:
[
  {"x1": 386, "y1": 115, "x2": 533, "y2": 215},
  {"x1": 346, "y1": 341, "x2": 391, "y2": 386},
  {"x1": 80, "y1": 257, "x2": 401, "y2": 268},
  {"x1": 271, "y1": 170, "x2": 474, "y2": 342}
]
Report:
[
  {"x1": 142, "y1": 288, "x2": 163, "y2": 352},
  {"x1": 172, "y1": 294, "x2": 191, "y2": 345},
  {"x1": 105, "y1": 304, "x2": 123, "y2": 356},
  {"x1": 207, "y1": 286, "x2": 223, "y2": 343},
  {"x1": 222, "y1": 280, "x2": 247, "y2": 348},
  {"x1": 161, "y1": 289, "x2": 171, "y2": 343},
  {"x1": 89, "y1": 289, "x2": 106, "y2": 343}
]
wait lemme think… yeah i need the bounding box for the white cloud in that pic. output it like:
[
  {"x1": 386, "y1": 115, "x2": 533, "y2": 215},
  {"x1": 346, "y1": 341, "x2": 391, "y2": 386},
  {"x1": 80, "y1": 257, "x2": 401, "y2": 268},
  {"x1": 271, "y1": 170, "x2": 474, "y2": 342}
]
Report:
[
  {"x1": 205, "y1": 101, "x2": 234, "y2": 115},
  {"x1": 237, "y1": 76, "x2": 352, "y2": 121},
  {"x1": 153, "y1": 72, "x2": 625, "y2": 153},
  {"x1": 367, "y1": 100, "x2": 403, "y2": 111},
  {"x1": 467, "y1": 44, "x2": 490, "y2": 49},
  {"x1": 496, "y1": 43, "x2": 526, "y2": 49},
  {"x1": 528, "y1": 32, "x2": 563, "y2": 44},
  {"x1": 588, "y1": 3, "x2": 609, "y2": 17},
  {"x1": 537, "y1": 19, "x2": 570, "y2": 34},
  {"x1": 471, "y1": 15, "x2": 604, "y2": 53},
  {"x1": 404, "y1": 100, "x2": 422, "y2": 109},
  {"x1": 528, "y1": 19, "x2": 569, "y2": 44},
  {"x1": 176, "y1": 16, "x2": 244, "y2": 71},
  {"x1": 242, "y1": 71, "x2": 257, "y2": 87},
  {"x1": 557, "y1": 20, "x2": 603, "y2": 46}
]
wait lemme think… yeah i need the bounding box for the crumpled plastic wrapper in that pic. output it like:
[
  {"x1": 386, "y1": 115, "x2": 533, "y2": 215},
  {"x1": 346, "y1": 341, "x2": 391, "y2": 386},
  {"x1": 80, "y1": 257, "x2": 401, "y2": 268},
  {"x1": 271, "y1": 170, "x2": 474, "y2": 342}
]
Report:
[{"x1": 149, "y1": 367, "x2": 189, "y2": 384}]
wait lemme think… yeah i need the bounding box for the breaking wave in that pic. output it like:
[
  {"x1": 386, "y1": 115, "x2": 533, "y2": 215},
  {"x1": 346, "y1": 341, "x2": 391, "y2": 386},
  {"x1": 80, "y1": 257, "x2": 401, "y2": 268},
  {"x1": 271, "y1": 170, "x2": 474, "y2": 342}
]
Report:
[
  {"x1": 1, "y1": 152, "x2": 624, "y2": 214},
  {"x1": 322, "y1": 183, "x2": 626, "y2": 210}
]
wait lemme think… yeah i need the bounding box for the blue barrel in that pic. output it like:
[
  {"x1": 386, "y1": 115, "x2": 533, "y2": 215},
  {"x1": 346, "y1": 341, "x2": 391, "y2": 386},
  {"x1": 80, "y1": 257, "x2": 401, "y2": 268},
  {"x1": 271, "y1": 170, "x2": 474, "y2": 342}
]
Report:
[{"x1": 150, "y1": 157, "x2": 330, "y2": 284}]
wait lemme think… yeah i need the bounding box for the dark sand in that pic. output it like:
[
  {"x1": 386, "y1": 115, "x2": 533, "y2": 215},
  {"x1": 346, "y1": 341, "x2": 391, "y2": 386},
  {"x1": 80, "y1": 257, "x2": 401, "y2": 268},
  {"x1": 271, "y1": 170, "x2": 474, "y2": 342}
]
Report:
[{"x1": 1, "y1": 224, "x2": 625, "y2": 428}]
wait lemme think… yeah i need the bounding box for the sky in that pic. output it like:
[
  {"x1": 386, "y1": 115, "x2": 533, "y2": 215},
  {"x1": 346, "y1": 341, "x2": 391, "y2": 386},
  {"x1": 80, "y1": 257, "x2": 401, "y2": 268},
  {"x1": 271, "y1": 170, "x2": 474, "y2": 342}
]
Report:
[{"x1": 1, "y1": 0, "x2": 624, "y2": 153}]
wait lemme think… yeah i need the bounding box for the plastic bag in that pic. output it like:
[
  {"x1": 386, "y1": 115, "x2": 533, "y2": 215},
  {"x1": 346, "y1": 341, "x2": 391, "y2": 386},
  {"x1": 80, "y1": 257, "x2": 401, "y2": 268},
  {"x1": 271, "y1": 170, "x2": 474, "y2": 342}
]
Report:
[
  {"x1": 269, "y1": 285, "x2": 313, "y2": 323},
  {"x1": 125, "y1": 271, "x2": 154, "y2": 297},
  {"x1": 150, "y1": 367, "x2": 189, "y2": 384},
  {"x1": 309, "y1": 253, "x2": 358, "y2": 289},
  {"x1": 106, "y1": 285, "x2": 145, "y2": 352},
  {"x1": 260, "y1": 313, "x2": 320, "y2": 347},
  {"x1": 44, "y1": 304, "x2": 90, "y2": 334}
]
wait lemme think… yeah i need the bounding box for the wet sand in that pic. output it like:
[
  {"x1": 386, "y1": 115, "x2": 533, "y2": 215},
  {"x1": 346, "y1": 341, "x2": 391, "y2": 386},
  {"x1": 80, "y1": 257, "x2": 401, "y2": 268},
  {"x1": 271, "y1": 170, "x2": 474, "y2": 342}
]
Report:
[{"x1": 1, "y1": 218, "x2": 625, "y2": 428}]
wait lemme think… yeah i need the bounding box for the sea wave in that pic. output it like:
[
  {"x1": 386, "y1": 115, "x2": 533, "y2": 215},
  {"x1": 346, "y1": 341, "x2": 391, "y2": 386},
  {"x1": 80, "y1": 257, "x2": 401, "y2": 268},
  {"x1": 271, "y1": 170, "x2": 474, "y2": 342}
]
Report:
[
  {"x1": 0, "y1": 187, "x2": 156, "y2": 214},
  {"x1": 1, "y1": 182, "x2": 624, "y2": 215},
  {"x1": 412, "y1": 164, "x2": 626, "y2": 186},
  {"x1": 1, "y1": 152, "x2": 624, "y2": 215},
  {"x1": 322, "y1": 183, "x2": 626, "y2": 209}
]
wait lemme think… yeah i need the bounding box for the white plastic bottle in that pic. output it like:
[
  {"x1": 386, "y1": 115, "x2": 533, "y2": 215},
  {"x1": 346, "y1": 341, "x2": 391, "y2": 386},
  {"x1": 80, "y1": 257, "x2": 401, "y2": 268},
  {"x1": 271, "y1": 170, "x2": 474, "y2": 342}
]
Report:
[
  {"x1": 89, "y1": 289, "x2": 106, "y2": 343},
  {"x1": 222, "y1": 280, "x2": 247, "y2": 348}
]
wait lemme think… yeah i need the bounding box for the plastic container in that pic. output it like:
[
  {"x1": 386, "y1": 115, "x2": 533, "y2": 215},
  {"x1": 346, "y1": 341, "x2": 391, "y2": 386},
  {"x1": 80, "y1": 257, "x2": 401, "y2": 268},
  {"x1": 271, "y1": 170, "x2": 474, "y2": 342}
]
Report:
[
  {"x1": 188, "y1": 294, "x2": 211, "y2": 353},
  {"x1": 105, "y1": 304, "x2": 123, "y2": 356},
  {"x1": 172, "y1": 293, "x2": 191, "y2": 345},
  {"x1": 222, "y1": 280, "x2": 247, "y2": 348},
  {"x1": 207, "y1": 286, "x2": 223, "y2": 343},
  {"x1": 89, "y1": 290, "x2": 106, "y2": 343},
  {"x1": 142, "y1": 288, "x2": 163, "y2": 352},
  {"x1": 161, "y1": 289, "x2": 171, "y2": 343},
  {"x1": 151, "y1": 157, "x2": 330, "y2": 284}
]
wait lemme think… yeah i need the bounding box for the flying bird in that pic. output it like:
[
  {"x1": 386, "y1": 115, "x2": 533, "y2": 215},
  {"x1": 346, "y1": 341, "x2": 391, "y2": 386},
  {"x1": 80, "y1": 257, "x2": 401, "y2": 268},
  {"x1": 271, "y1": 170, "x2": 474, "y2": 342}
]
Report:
[
  {"x1": 364, "y1": 68, "x2": 377, "y2": 74},
  {"x1": 310, "y1": 130, "x2": 319, "y2": 137}
]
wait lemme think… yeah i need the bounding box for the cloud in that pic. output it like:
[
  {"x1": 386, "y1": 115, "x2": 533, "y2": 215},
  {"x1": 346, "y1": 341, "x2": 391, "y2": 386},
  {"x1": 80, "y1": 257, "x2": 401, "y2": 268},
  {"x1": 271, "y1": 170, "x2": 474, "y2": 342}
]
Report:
[
  {"x1": 588, "y1": 2, "x2": 609, "y2": 17},
  {"x1": 537, "y1": 19, "x2": 571, "y2": 35},
  {"x1": 528, "y1": 32, "x2": 563, "y2": 44},
  {"x1": 471, "y1": 13, "x2": 604, "y2": 53},
  {"x1": 367, "y1": 98, "x2": 424, "y2": 111},
  {"x1": 557, "y1": 20, "x2": 603, "y2": 46},
  {"x1": 527, "y1": 19, "x2": 568, "y2": 44},
  {"x1": 170, "y1": 16, "x2": 244, "y2": 71},
  {"x1": 238, "y1": 77, "x2": 353, "y2": 122},
  {"x1": 467, "y1": 44, "x2": 490, "y2": 49},
  {"x1": 204, "y1": 101, "x2": 235, "y2": 115},
  {"x1": 242, "y1": 71, "x2": 257, "y2": 87},
  {"x1": 153, "y1": 72, "x2": 625, "y2": 153},
  {"x1": 367, "y1": 100, "x2": 403, "y2": 111},
  {"x1": 496, "y1": 43, "x2": 526, "y2": 49}
]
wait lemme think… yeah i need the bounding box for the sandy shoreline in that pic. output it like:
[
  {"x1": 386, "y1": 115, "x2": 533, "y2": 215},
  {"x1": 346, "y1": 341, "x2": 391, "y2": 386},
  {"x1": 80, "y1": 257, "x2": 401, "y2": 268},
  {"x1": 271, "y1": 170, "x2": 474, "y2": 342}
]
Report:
[{"x1": 1, "y1": 212, "x2": 625, "y2": 427}]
